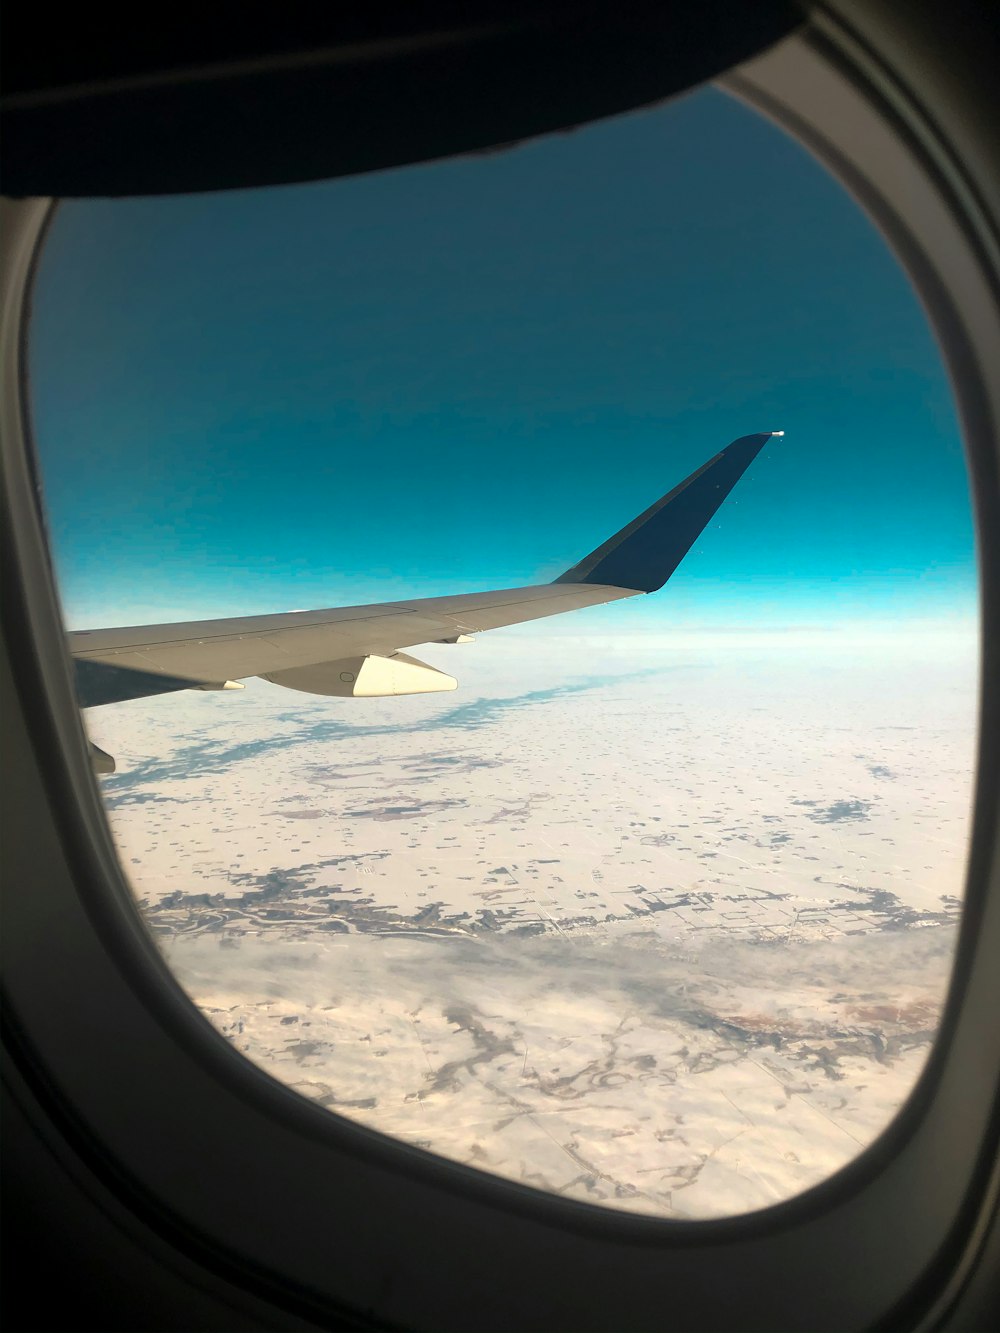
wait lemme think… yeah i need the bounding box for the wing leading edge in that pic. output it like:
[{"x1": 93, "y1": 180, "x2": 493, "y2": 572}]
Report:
[{"x1": 70, "y1": 432, "x2": 776, "y2": 709}]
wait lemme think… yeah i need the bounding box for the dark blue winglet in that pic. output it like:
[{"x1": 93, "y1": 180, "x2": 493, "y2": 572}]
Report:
[{"x1": 554, "y1": 432, "x2": 774, "y2": 593}]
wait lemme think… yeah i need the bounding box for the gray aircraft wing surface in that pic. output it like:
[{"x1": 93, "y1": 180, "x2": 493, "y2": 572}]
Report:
[{"x1": 70, "y1": 432, "x2": 778, "y2": 724}]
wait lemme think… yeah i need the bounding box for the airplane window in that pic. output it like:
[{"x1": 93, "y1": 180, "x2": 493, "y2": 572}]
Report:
[{"x1": 28, "y1": 84, "x2": 977, "y2": 1220}]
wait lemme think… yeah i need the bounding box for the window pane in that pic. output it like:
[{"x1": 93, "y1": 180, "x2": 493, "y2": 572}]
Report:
[{"x1": 29, "y1": 86, "x2": 977, "y2": 1218}]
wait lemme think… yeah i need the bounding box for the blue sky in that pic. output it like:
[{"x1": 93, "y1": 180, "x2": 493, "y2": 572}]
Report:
[{"x1": 29, "y1": 86, "x2": 975, "y2": 634}]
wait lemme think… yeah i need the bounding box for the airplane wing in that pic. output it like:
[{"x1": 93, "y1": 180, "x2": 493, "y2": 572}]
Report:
[{"x1": 70, "y1": 432, "x2": 776, "y2": 714}]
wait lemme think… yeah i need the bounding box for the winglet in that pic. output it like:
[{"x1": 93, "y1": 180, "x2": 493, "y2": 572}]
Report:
[{"x1": 554, "y1": 432, "x2": 774, "y2": 593}]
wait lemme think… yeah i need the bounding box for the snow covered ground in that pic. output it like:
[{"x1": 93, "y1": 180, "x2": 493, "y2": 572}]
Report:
[{"x1": 85, "y1": 629, "x2": 976, "y2": 1217}]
